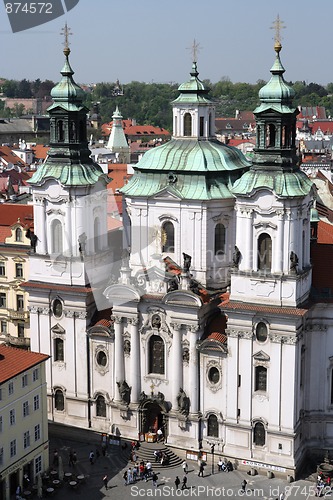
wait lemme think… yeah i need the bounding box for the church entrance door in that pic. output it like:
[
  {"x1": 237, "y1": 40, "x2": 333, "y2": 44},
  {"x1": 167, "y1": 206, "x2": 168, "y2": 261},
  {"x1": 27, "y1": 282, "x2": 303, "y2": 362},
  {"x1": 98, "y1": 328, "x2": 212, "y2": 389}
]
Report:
[{"x1": 142, "y1": 402, "x2": 163, "y2": 433}]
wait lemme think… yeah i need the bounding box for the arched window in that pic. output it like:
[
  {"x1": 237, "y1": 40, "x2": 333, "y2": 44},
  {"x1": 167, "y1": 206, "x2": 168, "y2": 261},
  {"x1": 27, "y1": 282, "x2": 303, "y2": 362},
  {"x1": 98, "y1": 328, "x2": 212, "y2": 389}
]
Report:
[
  {"x1": 54, "y1": 389, "x2": 64, "y2": 411},
  {"x1": 214, "y1": 223, "x2": 226, "y2": 255},
  {"x1": 51, "y1": 220, "x2": 63, "y2": 254},
  {"x1": 253, "y1": 421, "x2": 265, "y2": 446},
  {"x1": 200, "y1": 116, "x2": 204, "y2": 137},
  {"x1": 266, "y1": 123, "x2": 276, "y2": 147},
  {"x1": 96, "y1": 395, "x2": 106, "y2": 417},
  {"x1": 94, "y1": 217, "x2": 100, "y2": 252},
  {"x1": 255, "y1": 366, "x2": 267, "y2": 392},
  {"x1": 148, "y1": 335, "x2": 165, "y2": 375},
  {"x1": 207, "y1": 414, "x2": 219, "y2": 438},
  {"x1": 15, "y1": 228, "x2": 22, "y2": 242},
  {"x1": 54, "y1": 338, "x2": 64, "y2": 362},
  {"x1": 79, "y1": 120, "x2": 85, "y2": 142},
  {"x1": 162, "y1": 222, "x2": 174, "y2": 253},
  {"x1": 257, "y1": 233, "x2": 272, "y2": 271},
  {"x1": 57, "y1": 120, "x2": 64, "y2": 142},
  {"x1": 184, "y1": 113, "x2": 192, "y2": 136}
]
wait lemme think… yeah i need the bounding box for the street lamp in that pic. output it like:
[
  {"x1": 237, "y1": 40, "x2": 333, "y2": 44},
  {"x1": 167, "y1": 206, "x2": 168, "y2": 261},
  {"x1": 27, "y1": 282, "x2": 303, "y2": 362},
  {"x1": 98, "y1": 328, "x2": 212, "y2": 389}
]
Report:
[{"x1": 210, "y1": 444, "x2": 215, "y2": 475}]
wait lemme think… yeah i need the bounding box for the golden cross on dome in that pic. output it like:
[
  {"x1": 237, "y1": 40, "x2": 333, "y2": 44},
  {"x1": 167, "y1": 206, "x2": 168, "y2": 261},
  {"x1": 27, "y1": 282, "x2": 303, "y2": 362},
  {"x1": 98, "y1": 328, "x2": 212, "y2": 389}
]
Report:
[
  {"x1": 61, "y1": 23, "x2": 72, "y2": 50},
  {"x1": 187, "y1": 39, "x2": 201, "y2": 62},
  {"x1": 270, "y1": 14, "x2": 285, "y2": 45},
  {"x1": 150, "y1": 382, "x2": 155, "y2": 395}
]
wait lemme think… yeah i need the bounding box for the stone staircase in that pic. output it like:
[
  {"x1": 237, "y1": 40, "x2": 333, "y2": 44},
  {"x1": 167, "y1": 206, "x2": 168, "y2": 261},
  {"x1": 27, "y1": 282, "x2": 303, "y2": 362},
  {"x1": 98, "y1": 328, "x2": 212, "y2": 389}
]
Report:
[{"x1": 127, "y1": 441, "x2": 183, "y2": 470}]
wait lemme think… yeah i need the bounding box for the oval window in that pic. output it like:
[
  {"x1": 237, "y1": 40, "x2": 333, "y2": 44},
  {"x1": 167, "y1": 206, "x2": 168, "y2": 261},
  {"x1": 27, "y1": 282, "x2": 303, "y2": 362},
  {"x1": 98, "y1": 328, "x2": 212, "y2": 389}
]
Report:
[
  {"x1": 97, "y1": 351, "x2": 107, "y2": 367},
  {"x1": 208, "y1": 366, "x2": 220, "y2": 384},
  {"x1": 53, "y1": 299, "x2": 63, "y2": 318},
  {"x1": 256, "y1": 322, "x2": 268, "y2": 342}
]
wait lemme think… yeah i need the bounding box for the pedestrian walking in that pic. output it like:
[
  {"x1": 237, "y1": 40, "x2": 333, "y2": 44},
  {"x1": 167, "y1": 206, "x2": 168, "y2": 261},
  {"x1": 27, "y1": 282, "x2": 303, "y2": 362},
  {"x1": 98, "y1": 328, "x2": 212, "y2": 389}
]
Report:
[
  {"x1": 181, "y1": 475, "x2": 188, "y2": 490},
  {"x1": 102, "y1": 441, "x2": 107, "y2": 457},
  {"x1": 103, "y1": 475, "x2": 108, "y2": 490},
  {"x1": 72, "y1": 451, "x2": 77, "y2": 466},
  {"x1": 89, "y1": 450, "x2": 94, "y2": 464},
  {"x1": 198, "y1": 461, "x2": 205, "y2": 477},
  {"x1": 68, "y1": 450, "x2": 74, "y2": 467},
  {"x1": 152, "y1": 472, "x2": 158, "y2": 487},
  {"x1": 182, "y1": 460, "x2": 188, "y2": 474},
  {"x1": 53, "y1": 449, "x2": 59, "y2": 467},
  {"x1": 123, "y1": 470, "x2": 128, "y2": 486},
  {"x1": 241, "y1": 479, "x2": 247, "y2": 493},
  {"x1": 175, "y1": 476, "x2": 180, "y2": 490}
]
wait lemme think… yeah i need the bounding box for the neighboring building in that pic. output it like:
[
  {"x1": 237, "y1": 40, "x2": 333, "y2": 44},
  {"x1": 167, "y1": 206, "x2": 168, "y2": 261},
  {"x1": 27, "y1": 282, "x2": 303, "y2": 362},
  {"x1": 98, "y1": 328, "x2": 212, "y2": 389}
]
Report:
[
  {"x1": 106, "y1": 106, "x2": 131, "y2": 164},
  {"x1": 0, "y1": 204, "x2": 33, "y2": 348},
  {"x1": 0, "y1": 117, "x2": 50, "y2": 144},
  {"x1": 26, "y1": 35, "x2": 333, "y2": 480},
  {"x1": 102, "y1": 118, "x2": 171, "y2": 143},
  {"x1": 3, "y1": 97, "x2": 52, "y2": 115},
  {"x1": 0, "y1": 345, "x2": 49, "y2": 500}
]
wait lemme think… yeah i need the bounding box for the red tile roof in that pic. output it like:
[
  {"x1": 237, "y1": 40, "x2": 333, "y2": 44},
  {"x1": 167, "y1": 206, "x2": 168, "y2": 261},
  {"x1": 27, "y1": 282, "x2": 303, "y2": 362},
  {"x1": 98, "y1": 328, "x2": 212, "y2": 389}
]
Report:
[
  {"x1": 318, "y1": 220, "x2": 333, "y2": 244},
  {"x1": 0, "y1": 203, "x2": 33, "y2": 227},
  {"x1": 0, "y1": 146, "x2": 28, "y2": 167},
  {"x1": 22, "y1": 281, "x2": 93, "y2": 294},
  {"x1": 204, "y1": 314, "x2": 227, "y2": 343},
  {"x1": 0, "y1": 345, "x2": 49, "y2": 384},
  {"x1": 102, "y1": 120, "x2": 170, "y2": 138},
  {"x1": 31, "y1": 145, "x2": 49, "y2": 160},
  {"x1": 311, "y1": 243, "x2": 333, "y2": 292},
  {"x1": 220, "y1": 300, "x2": 308, "y2": 316}
]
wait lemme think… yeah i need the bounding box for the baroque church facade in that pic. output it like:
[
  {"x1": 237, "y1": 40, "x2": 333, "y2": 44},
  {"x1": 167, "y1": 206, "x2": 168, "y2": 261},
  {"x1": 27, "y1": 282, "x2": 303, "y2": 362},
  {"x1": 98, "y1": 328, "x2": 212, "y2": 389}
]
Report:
[{"x1": 26, "y1": 37, "x2": 333, "y2": 477}]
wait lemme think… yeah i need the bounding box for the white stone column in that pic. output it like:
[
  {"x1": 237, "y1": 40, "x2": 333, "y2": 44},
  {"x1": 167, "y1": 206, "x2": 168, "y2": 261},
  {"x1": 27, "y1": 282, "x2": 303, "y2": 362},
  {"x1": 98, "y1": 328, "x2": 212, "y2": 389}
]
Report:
[
  {"x1": 275, "y1": 211, "x2": 284, "y2": 273},
  {"x1": 113, "y1": 315, "x2": 124, "y2": 401},
  {"x1": 65, "y1": 199, "x2": 72, "y2": 256},
  {"x1": 189, "y1": 326, "x2": 200, "y2": 414},
  {"x1": 35, "y1": 196, "x2": 47, "y2": 254},
  {"x1": 171, "y1": 322, "x2": 183, "y2": 410},
  {"x1": 244, "y1": 210, "x2": 253, "y2": 270},
  {"x1": 129, "y1": 317, "x2": 140, "y2": 404}
]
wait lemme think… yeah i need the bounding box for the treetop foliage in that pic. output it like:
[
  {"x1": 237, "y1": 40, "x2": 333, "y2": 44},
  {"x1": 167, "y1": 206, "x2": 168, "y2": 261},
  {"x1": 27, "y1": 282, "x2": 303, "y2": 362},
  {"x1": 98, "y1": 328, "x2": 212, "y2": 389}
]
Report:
[{"x1": 2, "y1": 77, "x2": 333, "y2": 130}]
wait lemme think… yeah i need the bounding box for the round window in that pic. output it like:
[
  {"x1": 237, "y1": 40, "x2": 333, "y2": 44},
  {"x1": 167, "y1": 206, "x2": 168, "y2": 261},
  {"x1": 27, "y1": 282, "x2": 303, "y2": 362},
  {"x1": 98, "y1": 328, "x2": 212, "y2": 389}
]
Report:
[
  {"x1": 53, "y1": 299, "x2": 63, "y2": 318},
  {"x1": 256, "y1": 322, "x2": 268, "y2": 342},
  {"x1": 96, "y1": 351, "x2": 107, "y2": 367},
  {"x1": 208, "y1": 366, "x2": 220, "y2": 384}
]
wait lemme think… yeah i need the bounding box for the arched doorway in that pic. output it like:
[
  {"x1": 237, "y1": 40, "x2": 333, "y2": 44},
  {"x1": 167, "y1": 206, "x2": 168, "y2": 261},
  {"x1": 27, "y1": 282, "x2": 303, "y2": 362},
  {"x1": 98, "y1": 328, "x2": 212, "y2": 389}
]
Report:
[
  {"x1": 142, "y1": 402, "x2": 163, "y2": 433},
  {"x1": 139, "y1": 393, "x2": 170, "y2": 440}
]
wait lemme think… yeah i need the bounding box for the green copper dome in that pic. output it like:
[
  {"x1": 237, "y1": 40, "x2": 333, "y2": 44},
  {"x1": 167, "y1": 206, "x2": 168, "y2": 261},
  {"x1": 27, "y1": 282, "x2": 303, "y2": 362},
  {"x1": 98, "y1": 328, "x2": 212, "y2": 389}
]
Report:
[
  {"x1": 127, "y1": 138, "x2": 250, "y2": 173},
  {"x1": 232, "y1": 168, "x2": 313, "y2": 198},
  {"x1": 173, "y1": 62, "x2": 212, "y2": 105},
  {"x1": 49, "y1": 47, "x2": 85, "y2": 106},
  {"x1": 254, "y1": 42, "x2": 296, "y2": 114}
]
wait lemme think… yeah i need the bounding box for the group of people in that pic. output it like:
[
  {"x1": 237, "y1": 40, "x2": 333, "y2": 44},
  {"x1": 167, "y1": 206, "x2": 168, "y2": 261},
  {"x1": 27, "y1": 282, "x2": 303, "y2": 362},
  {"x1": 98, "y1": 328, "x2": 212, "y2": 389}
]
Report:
[
  {"x1": 153, "y1": 449, "x2": 169, "y2": 465},
  {"x1": 218, "y1": 458, "x2": 233, "y2": 472},
  {"x1": 123, "y1": 460, "x2": 158, "y2": 485},
  {"x1": 316, "y1": 473, "x2": 331, "y2": 496}
]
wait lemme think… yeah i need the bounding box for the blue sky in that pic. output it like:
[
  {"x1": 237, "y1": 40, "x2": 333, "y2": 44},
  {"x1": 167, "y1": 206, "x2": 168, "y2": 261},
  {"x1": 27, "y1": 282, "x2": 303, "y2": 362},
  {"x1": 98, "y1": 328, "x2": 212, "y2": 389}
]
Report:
[{"x1": 1, "y1": 0, "x2": 332, "y2": 86}]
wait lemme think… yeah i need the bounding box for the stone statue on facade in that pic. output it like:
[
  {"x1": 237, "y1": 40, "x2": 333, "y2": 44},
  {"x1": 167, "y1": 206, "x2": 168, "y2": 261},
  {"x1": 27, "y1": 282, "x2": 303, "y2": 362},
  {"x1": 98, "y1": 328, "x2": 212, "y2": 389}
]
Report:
[
  {"x1": 78, "y1": 232, "x2": 87, "y2": 254},
  {"x1": 182, "y1": 253, "x2": 192, "y2": 273},
  {"x1": 117, "y1": 380, "x2": 131, "y2": 405},
  {"x1": 290, "y1": 251, "x2": 299, "y2": 274},
  {"x1": 167, "y1": 276, "x2": 179, "y2": 292},
  {"x1": 26, "y1": 228, "x2": 38, "y2": 253},
  {"x1": 233, "y1": 246, "x2": 241, "y2": 268},
  {"x1": 177, "y1": 387, "x2": 190, "y2": 416}
]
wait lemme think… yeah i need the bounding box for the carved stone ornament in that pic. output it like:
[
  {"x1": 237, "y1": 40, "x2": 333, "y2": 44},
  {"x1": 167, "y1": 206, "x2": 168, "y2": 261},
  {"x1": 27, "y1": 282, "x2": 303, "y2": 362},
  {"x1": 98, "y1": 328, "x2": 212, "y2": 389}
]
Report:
[
  {"x1": 64, "y1": 310, "x2": 75, "y2": 318},
  {"x1": 226, "y1": 328, "x2": 253, "y2": 339},
  {"x1": 112, "y1": 315, "x2": 123, "y2": 324},
  {"x1": 28, "y1": 305, "x2": 39, "y2": 314},
  {"x1": 140, "y1": 307, "x2": 172, "y2": 354},
  {"x1": 206, "y1": 360, "x2": 222, "y2": 393},
  {"x1": 39, "y1": 307, "x2": 50, "y2": 315}
]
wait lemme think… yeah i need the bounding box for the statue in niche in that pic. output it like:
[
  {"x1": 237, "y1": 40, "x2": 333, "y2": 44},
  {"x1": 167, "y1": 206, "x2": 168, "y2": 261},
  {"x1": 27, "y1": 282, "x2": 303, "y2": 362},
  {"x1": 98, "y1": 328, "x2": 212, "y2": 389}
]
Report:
[
  {"x1": 151, "y1": 314, "x2": 161, "y2": 329},
  {"x1": 182, "y1": 348, "x2": 190, "y2": 363},
  {"x1": 177, "y1": 387, "x2": 190, "y2": 416},
  {"x1": 290, "y1": 251, "x2": 299, "y2": 274},
  {"x1": 78, "y1": 233, "x2": 87, "y2": 254},
  {"x1": 117, "y1": 380, "x2": 131, "y2": 405},
  {"x1": 182, "y1": 253, "x2": 192, "y2": 273},
  {"x1": 123, "y1": 339, "x2": 131, "y2": 355},
  {"x1": 233, "y1": 246, "x2": 241, "y2": 268}
]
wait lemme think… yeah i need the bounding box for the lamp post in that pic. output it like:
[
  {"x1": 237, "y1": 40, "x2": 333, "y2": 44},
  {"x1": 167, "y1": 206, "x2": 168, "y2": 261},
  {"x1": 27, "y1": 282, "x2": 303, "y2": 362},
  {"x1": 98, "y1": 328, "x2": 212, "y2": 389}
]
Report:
[{"x1": 210, "y1": 444, "x2": 215, "y2": 475}]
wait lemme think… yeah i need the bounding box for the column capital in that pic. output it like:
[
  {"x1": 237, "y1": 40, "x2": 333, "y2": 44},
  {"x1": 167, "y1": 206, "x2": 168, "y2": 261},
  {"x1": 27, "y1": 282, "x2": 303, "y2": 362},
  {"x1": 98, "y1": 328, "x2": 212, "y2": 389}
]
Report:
[
  {"x1": 170, "y1": 322, "x2": 182, "y2": 331},
  {"x1": 112, "y1": 315, "x2": 123, "y2": 324},
  {"x1": 128, "y1": 317, "x2": 139, "y2": 326}
]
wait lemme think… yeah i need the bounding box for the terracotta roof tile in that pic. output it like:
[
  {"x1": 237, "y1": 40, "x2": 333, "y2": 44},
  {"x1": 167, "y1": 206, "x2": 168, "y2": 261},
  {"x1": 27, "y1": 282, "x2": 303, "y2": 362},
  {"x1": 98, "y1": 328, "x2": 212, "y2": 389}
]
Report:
[
  {"x1": 0, "y1": 146, "x2": 28, "y2": 167},
  {"x1": 22, "y1": 281, "x2": 93, "y2": 294},
  {"x1": 318, "y1": 220, "x2": 333, "y2": 244},
  {"x1": 0, "y1": 203, "x2": 33, "y2": 227},
  {"x1": 220, "y1": 300, "x2": 308, "y2": 316},
  {"x1": 0, "y1": 345, "x2": 49, "y2": 384},
  {"x1": 31, "y1": 145, "x2": 49, "y2": 160}
]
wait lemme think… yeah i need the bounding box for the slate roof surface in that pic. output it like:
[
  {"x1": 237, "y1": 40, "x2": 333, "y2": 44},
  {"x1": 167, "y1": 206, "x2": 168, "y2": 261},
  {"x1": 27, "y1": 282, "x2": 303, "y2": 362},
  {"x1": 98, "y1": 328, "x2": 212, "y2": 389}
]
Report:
[{"x1": 0, "y1": 345, "x2": 49, "y2": 384}]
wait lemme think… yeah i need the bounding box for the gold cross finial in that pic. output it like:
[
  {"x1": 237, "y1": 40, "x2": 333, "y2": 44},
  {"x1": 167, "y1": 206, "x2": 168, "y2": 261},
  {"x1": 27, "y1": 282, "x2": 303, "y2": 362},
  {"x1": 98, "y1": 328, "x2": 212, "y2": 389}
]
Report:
[
  {"x1": 270, "y1": 14, "x2": 285, "y2": 46},
  {"x1": 61, "y1": 23, "x2": 72, "y2": 52},
  {"x1": 150, "y1": 382, "x2": 155, "y2": 395},
  {"x1": 187, "y1": 39, "x2": 200, "y2": 62}
]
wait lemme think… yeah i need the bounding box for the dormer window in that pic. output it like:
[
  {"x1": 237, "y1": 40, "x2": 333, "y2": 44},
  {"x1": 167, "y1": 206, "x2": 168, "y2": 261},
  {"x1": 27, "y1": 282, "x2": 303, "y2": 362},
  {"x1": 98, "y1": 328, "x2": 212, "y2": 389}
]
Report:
[{"x1": 15, "y1": 228, "x2": 22, "y2": 242}]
